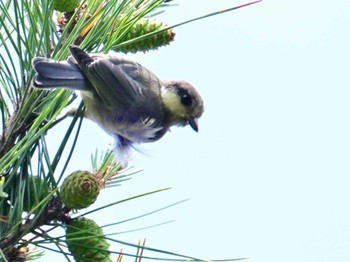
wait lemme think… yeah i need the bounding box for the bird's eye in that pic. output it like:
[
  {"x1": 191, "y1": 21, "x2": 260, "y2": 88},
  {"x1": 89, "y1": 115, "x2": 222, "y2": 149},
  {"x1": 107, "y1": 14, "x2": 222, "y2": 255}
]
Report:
[
  {"x1": 181, "y1": 93, "x2": 193, "y2": 106},
  {"x1": 177, "y1": 87, "x2": 193, "y2": 106}
]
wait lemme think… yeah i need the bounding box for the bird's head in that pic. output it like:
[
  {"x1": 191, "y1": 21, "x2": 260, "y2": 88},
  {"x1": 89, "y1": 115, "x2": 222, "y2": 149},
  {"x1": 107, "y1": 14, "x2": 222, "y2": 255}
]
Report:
[{"x1": 161, "y1": 80, "x2": 204, "y2": 132}]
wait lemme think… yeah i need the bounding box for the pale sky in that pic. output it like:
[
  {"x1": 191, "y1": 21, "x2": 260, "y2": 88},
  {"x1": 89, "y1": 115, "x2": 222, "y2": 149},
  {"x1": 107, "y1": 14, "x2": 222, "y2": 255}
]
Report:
[{"x1": 44, "y1": 0, "x2": 350, "y2": 261}]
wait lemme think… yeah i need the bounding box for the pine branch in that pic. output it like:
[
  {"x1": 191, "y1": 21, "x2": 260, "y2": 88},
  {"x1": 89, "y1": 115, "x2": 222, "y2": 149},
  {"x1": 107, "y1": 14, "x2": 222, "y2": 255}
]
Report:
[{"x1": 0, "y1": 0, "x2": 262, "y2": 260}]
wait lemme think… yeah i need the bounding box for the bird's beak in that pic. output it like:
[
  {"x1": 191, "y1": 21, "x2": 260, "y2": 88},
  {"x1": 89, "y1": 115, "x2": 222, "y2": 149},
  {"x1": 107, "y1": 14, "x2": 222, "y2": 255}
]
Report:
[{"x1": 189, "y1": 117, "x2": 199, "y2": 132}]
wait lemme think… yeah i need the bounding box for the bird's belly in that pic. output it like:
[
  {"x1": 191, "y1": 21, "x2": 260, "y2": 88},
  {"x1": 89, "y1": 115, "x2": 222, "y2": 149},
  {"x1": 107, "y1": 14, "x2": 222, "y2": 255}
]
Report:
[
  {"x1": 82, "y1": 93, "x2": 166, "y2": 143},
  {"x1": 87, "y1": 109, "x2": 165, "y2": 143}
]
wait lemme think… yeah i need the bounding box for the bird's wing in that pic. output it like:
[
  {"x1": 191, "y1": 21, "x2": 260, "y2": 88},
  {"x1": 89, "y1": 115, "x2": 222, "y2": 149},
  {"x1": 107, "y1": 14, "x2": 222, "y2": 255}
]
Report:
[{"x1": 69, "y1": 45, "x2": 161, "y2": 108}]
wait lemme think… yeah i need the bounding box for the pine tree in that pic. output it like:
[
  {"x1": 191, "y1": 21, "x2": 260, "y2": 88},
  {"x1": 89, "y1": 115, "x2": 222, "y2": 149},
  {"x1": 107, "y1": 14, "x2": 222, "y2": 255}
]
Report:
[{"x1": 0, "y1": 0, "x2": 261, "y2": 260}]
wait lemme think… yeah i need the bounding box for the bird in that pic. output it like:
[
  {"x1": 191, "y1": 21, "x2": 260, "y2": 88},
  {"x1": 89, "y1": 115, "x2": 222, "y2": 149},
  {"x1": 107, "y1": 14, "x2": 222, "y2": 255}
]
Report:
[{"x1": 32, "y1": 45, "x2": 204, "y2": 165}]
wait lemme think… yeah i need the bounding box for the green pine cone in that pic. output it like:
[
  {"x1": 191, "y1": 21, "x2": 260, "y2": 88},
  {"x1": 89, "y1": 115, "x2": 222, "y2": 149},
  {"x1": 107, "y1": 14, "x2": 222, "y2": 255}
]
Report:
[
  {"x1": 60, "y1": 170, "x2": 100, "y2": 209},
  {"x1": 113, "y1": 18, "x2": 175, "y2": 53},
  {"x1": 53, "y1": 0, "x2": 80, "y2": 12},
  {"x1": 66, "y1": 217, "x2": 111, "y2": 262},
  {"x1": 23, "y1": 176, "x2": 51, "y2": 213}
]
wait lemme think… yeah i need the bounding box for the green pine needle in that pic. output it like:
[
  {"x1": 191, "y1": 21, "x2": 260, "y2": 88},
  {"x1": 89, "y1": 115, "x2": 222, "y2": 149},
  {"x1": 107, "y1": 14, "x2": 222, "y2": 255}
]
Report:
[{"x1": 0, "y1": 0, "x2": 262, "y2": 260}]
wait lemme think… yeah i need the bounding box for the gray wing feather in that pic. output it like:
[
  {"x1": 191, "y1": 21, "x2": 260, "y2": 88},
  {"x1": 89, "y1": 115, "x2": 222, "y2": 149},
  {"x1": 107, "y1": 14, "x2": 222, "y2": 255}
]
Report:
[
  {"x1": 88, "y1": 58, "x2": 140, "y2": 106},
  {"x1": 69, "y1": 46, "x2": 163, "y2": 109}
]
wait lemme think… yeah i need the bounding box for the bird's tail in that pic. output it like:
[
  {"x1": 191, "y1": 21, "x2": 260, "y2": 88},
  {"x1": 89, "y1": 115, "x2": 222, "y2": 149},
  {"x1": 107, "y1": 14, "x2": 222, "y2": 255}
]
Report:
[{"x1": 32, "y1": 57, "x2": 89, "y2": 90}]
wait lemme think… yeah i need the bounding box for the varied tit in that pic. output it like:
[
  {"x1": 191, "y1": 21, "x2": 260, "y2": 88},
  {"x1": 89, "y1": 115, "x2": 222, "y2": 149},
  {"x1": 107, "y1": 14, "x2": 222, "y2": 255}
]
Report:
[{"x1": 32, "y1": 45, "x2": 204, "y2": 165}]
